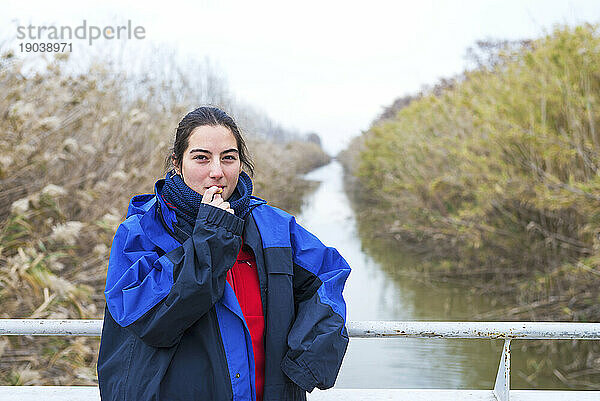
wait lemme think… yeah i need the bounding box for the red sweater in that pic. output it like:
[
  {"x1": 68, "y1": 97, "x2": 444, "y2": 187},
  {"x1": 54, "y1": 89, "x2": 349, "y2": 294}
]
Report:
[{"x1": 226, "y1": 243, "x2": 265, "y2": 401}]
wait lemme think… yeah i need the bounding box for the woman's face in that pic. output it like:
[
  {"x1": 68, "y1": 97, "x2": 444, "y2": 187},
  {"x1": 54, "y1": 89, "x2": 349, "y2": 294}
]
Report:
[{"x1": 174, "y1": 124, "x2": 242, "y2": 200}]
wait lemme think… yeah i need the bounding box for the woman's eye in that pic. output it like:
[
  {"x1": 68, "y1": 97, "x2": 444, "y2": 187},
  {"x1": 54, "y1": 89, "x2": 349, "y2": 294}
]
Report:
[
  {"x1": 193, "y1": 155, "x2": 208, "y2": 160},
  {"x1": 223, "y1": 155, "x2": 237, "y2": 161}
]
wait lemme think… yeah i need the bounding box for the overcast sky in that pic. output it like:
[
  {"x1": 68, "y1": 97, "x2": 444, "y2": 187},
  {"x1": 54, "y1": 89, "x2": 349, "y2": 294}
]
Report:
[{"x1": 4, "y1": 0, "x2": 600, "y2": 154}]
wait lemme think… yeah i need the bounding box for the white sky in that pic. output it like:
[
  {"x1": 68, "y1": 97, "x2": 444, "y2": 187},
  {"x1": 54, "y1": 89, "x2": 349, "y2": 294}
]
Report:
[{"x1": 3, "y1": 0, "x2": 600, "y2": 154}]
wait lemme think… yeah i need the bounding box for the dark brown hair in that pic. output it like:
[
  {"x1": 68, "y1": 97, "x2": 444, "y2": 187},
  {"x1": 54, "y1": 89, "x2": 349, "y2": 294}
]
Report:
[{"x1": 166, "y1": 106, "x2": 255, "y2": 176}]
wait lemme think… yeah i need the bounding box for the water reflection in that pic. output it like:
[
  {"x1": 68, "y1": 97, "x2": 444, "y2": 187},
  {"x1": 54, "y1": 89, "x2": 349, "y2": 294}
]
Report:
[
  {"x1": 296, "y1": 161, "x2": 502, "y2": 389},
  {"x1": 296, "y1": 160, "x2": 598, "y2": 390}
]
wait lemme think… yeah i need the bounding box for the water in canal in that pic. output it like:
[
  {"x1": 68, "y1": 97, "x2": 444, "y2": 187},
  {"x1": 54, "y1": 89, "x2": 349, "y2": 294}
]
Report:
[{"x1": 295, "y1": 160, "x2": 579, "y2": 390}]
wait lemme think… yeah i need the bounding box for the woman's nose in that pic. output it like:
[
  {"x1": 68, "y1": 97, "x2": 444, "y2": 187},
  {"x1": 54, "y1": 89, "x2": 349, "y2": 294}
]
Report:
[{"x1": 209, "y1": 161, "x2": 224, "y2": 178}]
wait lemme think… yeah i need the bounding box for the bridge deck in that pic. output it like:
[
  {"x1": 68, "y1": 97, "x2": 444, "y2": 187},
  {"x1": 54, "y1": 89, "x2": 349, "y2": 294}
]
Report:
[
  {"x1": 1, "y1": 387, "x2": 599, "y2": 401},
  {"x1": 2, "y1": 320, "x2": 600, "y2": 400}
]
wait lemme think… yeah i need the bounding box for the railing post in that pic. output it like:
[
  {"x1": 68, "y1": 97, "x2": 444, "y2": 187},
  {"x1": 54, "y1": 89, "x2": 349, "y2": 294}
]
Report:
[{"x1": 493, "y1": 339, "x2": 511, "y2": 401}]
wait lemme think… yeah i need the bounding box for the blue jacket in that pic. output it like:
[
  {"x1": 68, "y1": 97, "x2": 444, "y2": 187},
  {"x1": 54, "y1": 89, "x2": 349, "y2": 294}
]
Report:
[{"x1": 97, "y1": 179, "x2": 350, "y2": 401}]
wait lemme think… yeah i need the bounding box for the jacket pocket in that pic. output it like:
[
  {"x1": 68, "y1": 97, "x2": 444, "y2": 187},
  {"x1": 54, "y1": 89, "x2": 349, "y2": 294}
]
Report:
[
  {"x1": 121, "y1": 337, "x2": 135, "y2": 401},
  {"x1": 265, "y1": 249, "x2": 294, "y2": 307},
  {"x1": 264, "y1": 382, "x2": 306, "y2": 401},
  {"x1": 264, "y1": 247, "x2": 294, "y2": 275}
]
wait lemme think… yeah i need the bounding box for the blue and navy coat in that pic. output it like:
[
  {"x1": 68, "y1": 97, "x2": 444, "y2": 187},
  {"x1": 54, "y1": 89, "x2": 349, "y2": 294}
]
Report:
[{"x1": 97, "y1": 179, "x2": 351, "y2": 401}]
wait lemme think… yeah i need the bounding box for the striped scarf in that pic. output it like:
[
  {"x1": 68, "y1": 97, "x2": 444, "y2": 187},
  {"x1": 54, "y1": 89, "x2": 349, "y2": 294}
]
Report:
[{"x1": 161, "y1": 170, "x2": 253, "y2": 229}]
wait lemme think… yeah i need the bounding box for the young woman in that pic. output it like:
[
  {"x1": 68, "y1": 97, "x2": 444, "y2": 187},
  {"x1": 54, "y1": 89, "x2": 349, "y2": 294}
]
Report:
[{"x1": 97, "y1": 106, "x2": 351, "y2": 401}]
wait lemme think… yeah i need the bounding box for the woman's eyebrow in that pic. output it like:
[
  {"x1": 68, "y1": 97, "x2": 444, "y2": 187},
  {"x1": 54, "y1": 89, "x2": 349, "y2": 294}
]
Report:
[
  {"x1": 189, "y1": 148, "x2": 210, "y2": 154},
  {"x1": 189, "y1": 148, "x2": 239, "y2": 154}
]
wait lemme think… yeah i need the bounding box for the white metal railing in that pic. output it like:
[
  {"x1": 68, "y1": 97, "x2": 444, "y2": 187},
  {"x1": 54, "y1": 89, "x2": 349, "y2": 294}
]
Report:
[{"x1": 1, "y1": 320, "x2": 600, "y2": 401}]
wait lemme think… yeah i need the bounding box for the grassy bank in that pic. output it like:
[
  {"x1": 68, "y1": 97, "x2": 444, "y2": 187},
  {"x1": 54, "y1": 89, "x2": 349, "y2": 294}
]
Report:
[
  {"x1": 0, "y1": 51, "x2": 328, "y2": 385},
  {"x1": 340, "y1": 24, "x2": 600, "y2": 386}
]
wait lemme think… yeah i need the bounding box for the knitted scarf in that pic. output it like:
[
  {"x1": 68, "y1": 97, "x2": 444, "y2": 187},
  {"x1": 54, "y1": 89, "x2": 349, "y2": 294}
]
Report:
[{"x1": 161, "y1": 170, "x2": 253, "y2": 229}]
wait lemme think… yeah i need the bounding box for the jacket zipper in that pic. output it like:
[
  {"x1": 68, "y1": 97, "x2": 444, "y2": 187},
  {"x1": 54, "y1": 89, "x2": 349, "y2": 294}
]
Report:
[{"x1": 155, "y1": 197, "x2": 179, "y2": 241}]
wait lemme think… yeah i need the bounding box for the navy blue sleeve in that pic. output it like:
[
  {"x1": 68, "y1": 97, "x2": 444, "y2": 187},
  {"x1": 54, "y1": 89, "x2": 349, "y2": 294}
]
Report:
[
  {"x1": 104, "y1": 204, "x2": 243, "y2": 347},
  {"x1": 281, "y1": 218, "x2": 351, "y2": 392}
]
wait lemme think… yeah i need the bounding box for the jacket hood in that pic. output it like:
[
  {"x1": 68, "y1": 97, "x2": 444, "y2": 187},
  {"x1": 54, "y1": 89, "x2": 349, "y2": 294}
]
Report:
[{"x1": 126, "y1": 193, "x2": 156, "y2": 219}]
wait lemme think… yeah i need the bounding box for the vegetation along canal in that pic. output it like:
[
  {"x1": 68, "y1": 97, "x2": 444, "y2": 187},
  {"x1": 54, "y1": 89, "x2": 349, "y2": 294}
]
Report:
[{"x1": 296, "y1": 160, "x2": 591, "y2": 390}]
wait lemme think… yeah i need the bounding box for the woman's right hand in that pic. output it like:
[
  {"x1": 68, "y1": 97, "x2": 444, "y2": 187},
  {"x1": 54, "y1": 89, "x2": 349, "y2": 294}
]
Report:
[{"x1": 202, "y1": 186, "x2": 235, "y2": 214}]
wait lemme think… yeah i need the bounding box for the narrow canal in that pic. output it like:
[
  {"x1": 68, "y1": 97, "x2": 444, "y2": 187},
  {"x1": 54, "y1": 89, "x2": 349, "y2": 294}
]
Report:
[{"x1": 295, "y1": 160, "x2": 575, "y2": 390}]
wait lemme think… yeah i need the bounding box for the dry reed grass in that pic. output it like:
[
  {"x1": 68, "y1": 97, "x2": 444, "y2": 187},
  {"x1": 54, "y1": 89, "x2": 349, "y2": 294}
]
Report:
[{"x1": 0, "y1": 49, "x2": 329, "y2": 385}]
